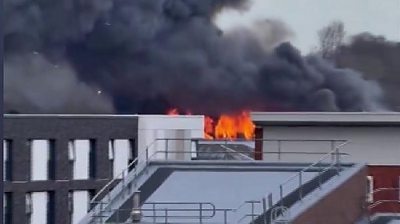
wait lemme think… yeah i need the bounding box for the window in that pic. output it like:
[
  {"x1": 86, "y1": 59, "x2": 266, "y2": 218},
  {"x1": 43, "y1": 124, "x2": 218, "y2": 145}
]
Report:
[
  {"x1": 108, "y1": 139, "x2": 134, "y2": 178},
  {"x1": 3, "y1": 140, "x2": 12, "y2": 181},
  {"x1": 366, "y1": 176, "x2": 374, "y2": 203},
  {"x1": 30, "y1": 140, "x2": 55, "y2": 181},
  {"x1": 26, "y1": 192, "x2": 50, "y2": 224},
  {"x1": 47, "y1": 192, "x2": 55, "y2": 224},
  {"x1": 26, "y1": 193, "x2": 32, "y2": 224},
  {"x1": 68, "y1": 192, "x2": 73, "y2": 221},
  {"x1": 68, "y1": 140, "x2": 95, "y2": 180},
  {"x1": 4, "y1": 193, "x2": 12, "y2": 224},
  {"x1": 71, "y1": 191, "x2": 89, "y2": 224}
]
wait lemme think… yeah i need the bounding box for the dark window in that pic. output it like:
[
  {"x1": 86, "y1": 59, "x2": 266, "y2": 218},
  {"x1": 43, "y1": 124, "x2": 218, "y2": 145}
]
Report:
[
  {"x1": 89, "y1": 139, "x2": 96, "y2": 179},
  {"x1": 4, "y1": 140, "x2": 13, "y2": 181},
  {"x1": 128, "y1": 139, "x2": 136, "y2": 172},
  {"x1": 25, "y1": 193, "x2": 32, "y2": 224},
  {"x1": 4, "y1": 193, "x2": 12, "y2": 224},
  {"x1": 48, "y1": 140, "x2": 56, "y2": 180},
  {"x1": 88, "y1": 189, "x2": 96, "y2": 211},
  {"x1": 47, "y1": 191, "x2": 55, "y2": 224},
  {"x1": 68, "y1": 191, "x2": 73, "y2": 219}
]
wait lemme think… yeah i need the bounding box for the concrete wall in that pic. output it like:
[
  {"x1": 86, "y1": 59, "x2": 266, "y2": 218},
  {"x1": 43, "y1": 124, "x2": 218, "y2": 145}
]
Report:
[
  {"x1": 260, "y1": 126, "x2": 400, "y2": 165},
  {"x1": 137, "y1": 115, "x2": 204, "y2": 161},
  {"x1": 292, "y1": 166, "x2": 367, "y2": 224}
]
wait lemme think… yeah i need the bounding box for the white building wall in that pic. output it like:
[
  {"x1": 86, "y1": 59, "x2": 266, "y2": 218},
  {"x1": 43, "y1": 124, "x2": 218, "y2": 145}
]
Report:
[
  {"x1": 138, "y1": 115, "x2": 204, "y2": 161},
  {"x1": 30, "y1": 192, "x2": 48, "y2": 224},
  {"x1": 261, "y1": 126, "x2": 400, "y2": 165},
  {"x1": 31, "y1": 140, "x2": 50, "y2": 181},
  {"x1": 72, "y1": 191, "x2": 89, "y2": 224}
]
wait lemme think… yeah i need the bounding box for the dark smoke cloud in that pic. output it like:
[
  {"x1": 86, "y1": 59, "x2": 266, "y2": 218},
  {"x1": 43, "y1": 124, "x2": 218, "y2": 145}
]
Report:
[
  {"x1": 4, "y1": 54, "x2": 115, "y2": 113},
  {"x1": 4, "y1": 0, "x2": 387, "y2": 115},
  {"x1": 335, "y1": 33, "x2": 400, "y2": 111}
]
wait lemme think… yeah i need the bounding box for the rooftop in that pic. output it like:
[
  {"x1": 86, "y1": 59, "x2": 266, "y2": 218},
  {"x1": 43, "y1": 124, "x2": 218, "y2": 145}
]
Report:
[{"x1": 251, "y1": 112, "x2": 400, "y2": 126}]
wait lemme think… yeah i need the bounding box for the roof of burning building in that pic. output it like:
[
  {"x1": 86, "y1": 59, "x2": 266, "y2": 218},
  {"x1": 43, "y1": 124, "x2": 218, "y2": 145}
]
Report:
[{"x1": 251, "y1": 112, "x2": 400, "y2": 126}]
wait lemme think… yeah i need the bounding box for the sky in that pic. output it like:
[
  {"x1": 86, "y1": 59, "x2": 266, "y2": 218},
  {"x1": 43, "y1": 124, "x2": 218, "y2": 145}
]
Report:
[{"x1": 216, "y1": 0, "x2": 400, "y2": 53}]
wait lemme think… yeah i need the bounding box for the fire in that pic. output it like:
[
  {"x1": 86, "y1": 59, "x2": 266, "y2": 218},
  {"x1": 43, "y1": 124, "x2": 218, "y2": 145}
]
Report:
[
  {"x1": 167, "y1": 108, "x2": 179, "y2": 115},
  {"x1": 166, "y1": 109, "x2": 255, "y2": 140}
]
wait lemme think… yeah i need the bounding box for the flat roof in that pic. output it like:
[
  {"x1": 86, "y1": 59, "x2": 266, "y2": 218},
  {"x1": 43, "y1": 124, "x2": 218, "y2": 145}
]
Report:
[
  {"x1": 251, "y1": 112, "x2": 400, "y2": 126},
  {"x1": 4, "y1": 114, "x2": 203, "y2": 119}
]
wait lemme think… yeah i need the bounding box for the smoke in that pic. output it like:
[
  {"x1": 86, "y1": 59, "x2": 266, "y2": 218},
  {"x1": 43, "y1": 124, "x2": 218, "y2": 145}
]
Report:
[
  {"x1": 4, "y1": 0, "x2": 387, "y2": 114},
  {"x1": 335, "y1": 33, "x2": 400, "y2": 111},
  {"x1": 4, "y1": 54, "x2": 115, "y2": 113}
]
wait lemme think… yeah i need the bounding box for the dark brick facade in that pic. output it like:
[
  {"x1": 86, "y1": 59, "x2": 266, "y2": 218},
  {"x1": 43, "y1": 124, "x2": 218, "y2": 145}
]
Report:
[{"x1": 3, "y1": 115, "x2": 139, "y2": 224}]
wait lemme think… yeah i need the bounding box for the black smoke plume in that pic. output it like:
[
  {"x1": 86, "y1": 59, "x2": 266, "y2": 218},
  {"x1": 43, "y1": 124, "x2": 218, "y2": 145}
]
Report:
[
  {"x1": 4, "y1": 0, "x2": 386, "y2": 115},
  {"x1": 335, "y1": 33, "x2": 400, "y2": 111}
]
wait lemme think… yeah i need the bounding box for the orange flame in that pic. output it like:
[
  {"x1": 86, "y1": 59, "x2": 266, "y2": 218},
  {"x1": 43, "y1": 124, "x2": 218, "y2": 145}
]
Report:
[
  {"x1": 166, "y1": 109, "x2": 255, "y2": 140},
  {"x1": 167, "y1": 108, "x2": 179, "y2": 115}
]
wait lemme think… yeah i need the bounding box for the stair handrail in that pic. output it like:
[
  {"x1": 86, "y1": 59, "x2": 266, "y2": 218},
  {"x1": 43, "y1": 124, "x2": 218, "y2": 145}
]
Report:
[
  {"x1": 370, "y1": 187, "x2": 400, "y2": 195},
  {"x1": 245, "y1": 140, "x2": 350, "y2": 223},
  {"x1": 368, "y1": 200, "x2": 400, "y2": 210},
  {"x1": 89, "y1": 137, "x2": 166, "y2": 209},
  {"x1": 368, "y1": 187, "x2": 400, "y2": 210},
  {"x1": 278, "y1": 140, "x2": 349, "y2": 200}
]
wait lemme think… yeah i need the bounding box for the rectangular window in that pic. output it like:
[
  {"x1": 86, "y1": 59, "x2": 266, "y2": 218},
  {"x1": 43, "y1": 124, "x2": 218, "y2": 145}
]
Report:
[
  {"x1": 48, "y1": 141, "x2": 55, "y2": 180},
  {"x1": 26, "y1": 193, "x2": 32, "y2": 224},
  {"x1": 4, "y1": 193, "x2": 12, "y2": 224},
  {"x1": 128, "y1": 139, "x2": 136, "y2": 172},
  {"x1": 89, "y1": 140, "x2": 96, "y2": 178},
  {"x1": 68, "y1": 192, "x2": 73, "y2": 221},
  {"x1": 30, "y1": 140, "x2": 54, "y2": 181},
  {"x1": 47, "y1": 192, "x2": 55, "y2": 224},
  {"x1": 27, "y1": 192, "x2": 50, "y2": 224},
  {"x1": 69, "y1": 140, "x2": 94, "y2": 180},
  {"x1": 108, "y1": 139, "x2": 134, "y2": 178},
  {"x1": 366, "y1": 176, "x2": 374, "y2": 203},
  {"x1": 71, "y1": 191, "x2": 89, "y2": 224},
  {"x1": 3, "y1": 140, "x2": 12, "y2": 181}
]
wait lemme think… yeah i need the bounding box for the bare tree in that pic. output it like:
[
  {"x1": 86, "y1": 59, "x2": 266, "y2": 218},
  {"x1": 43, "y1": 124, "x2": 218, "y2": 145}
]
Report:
[{"x1": 318, "y1": 21, "x2": 345, "y2": 60}]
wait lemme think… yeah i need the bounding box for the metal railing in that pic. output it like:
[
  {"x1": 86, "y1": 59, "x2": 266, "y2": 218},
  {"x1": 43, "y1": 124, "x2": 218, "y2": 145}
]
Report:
[
  {"x1": 368, "y1": 188, "x2": 400, "y2": 210},
  {"x1": 279, "y1": 141, "x2": 348, "y2": 201},
  {"x1": 252, "y1": 141, "x2": 350, "y2": 223},
  {"x1": 143, "y1": 138, "x2": 349, "y2": 162},
  {"x1": 86, "y1": 138, "x2": 350, "y2": 224},
  {"x1": 110, "y1": 201, "x2": 235, "y2": 224},
  {"x1": 235, "y1": 200, "x2": 263, "y2": 223}
]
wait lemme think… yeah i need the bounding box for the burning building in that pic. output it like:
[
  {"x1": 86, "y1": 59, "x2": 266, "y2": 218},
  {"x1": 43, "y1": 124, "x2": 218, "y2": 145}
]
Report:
[
  {"x1": 4, "y1": 112, "x2": 400, "y2": 224},
  {"x1": 3, "y1": 0, "x2": 399, "y2": 223}
]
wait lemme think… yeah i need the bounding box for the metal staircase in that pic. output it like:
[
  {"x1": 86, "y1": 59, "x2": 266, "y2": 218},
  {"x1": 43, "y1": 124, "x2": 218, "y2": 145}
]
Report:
[
  {"x1": 79, "y1": 144, "x2": 159, "y2": 224},
  {"x1": 79, "y1": 138, "x2": 255, "y2": 224},
  {"x1": 79, "y1": 138, "x2": 350, "y2": 224}
]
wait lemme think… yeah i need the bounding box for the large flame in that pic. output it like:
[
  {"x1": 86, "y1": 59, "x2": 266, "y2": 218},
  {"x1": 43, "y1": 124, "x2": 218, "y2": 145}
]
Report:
[{"x1": 166, "y1": 109, "x2": 255, "y2": 140}]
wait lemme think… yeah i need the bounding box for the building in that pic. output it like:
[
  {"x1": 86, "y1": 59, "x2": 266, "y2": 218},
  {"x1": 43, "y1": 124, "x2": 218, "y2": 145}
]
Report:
[
  {"x1": 3, "y1": 112, "x2": 400, "y2": 224},
  {"x1": 252, "y1": 112, "x2": 400, "y2": 217},
  {"x1": 3, "y1": 114, "x2": 202, "y2": 224}
]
